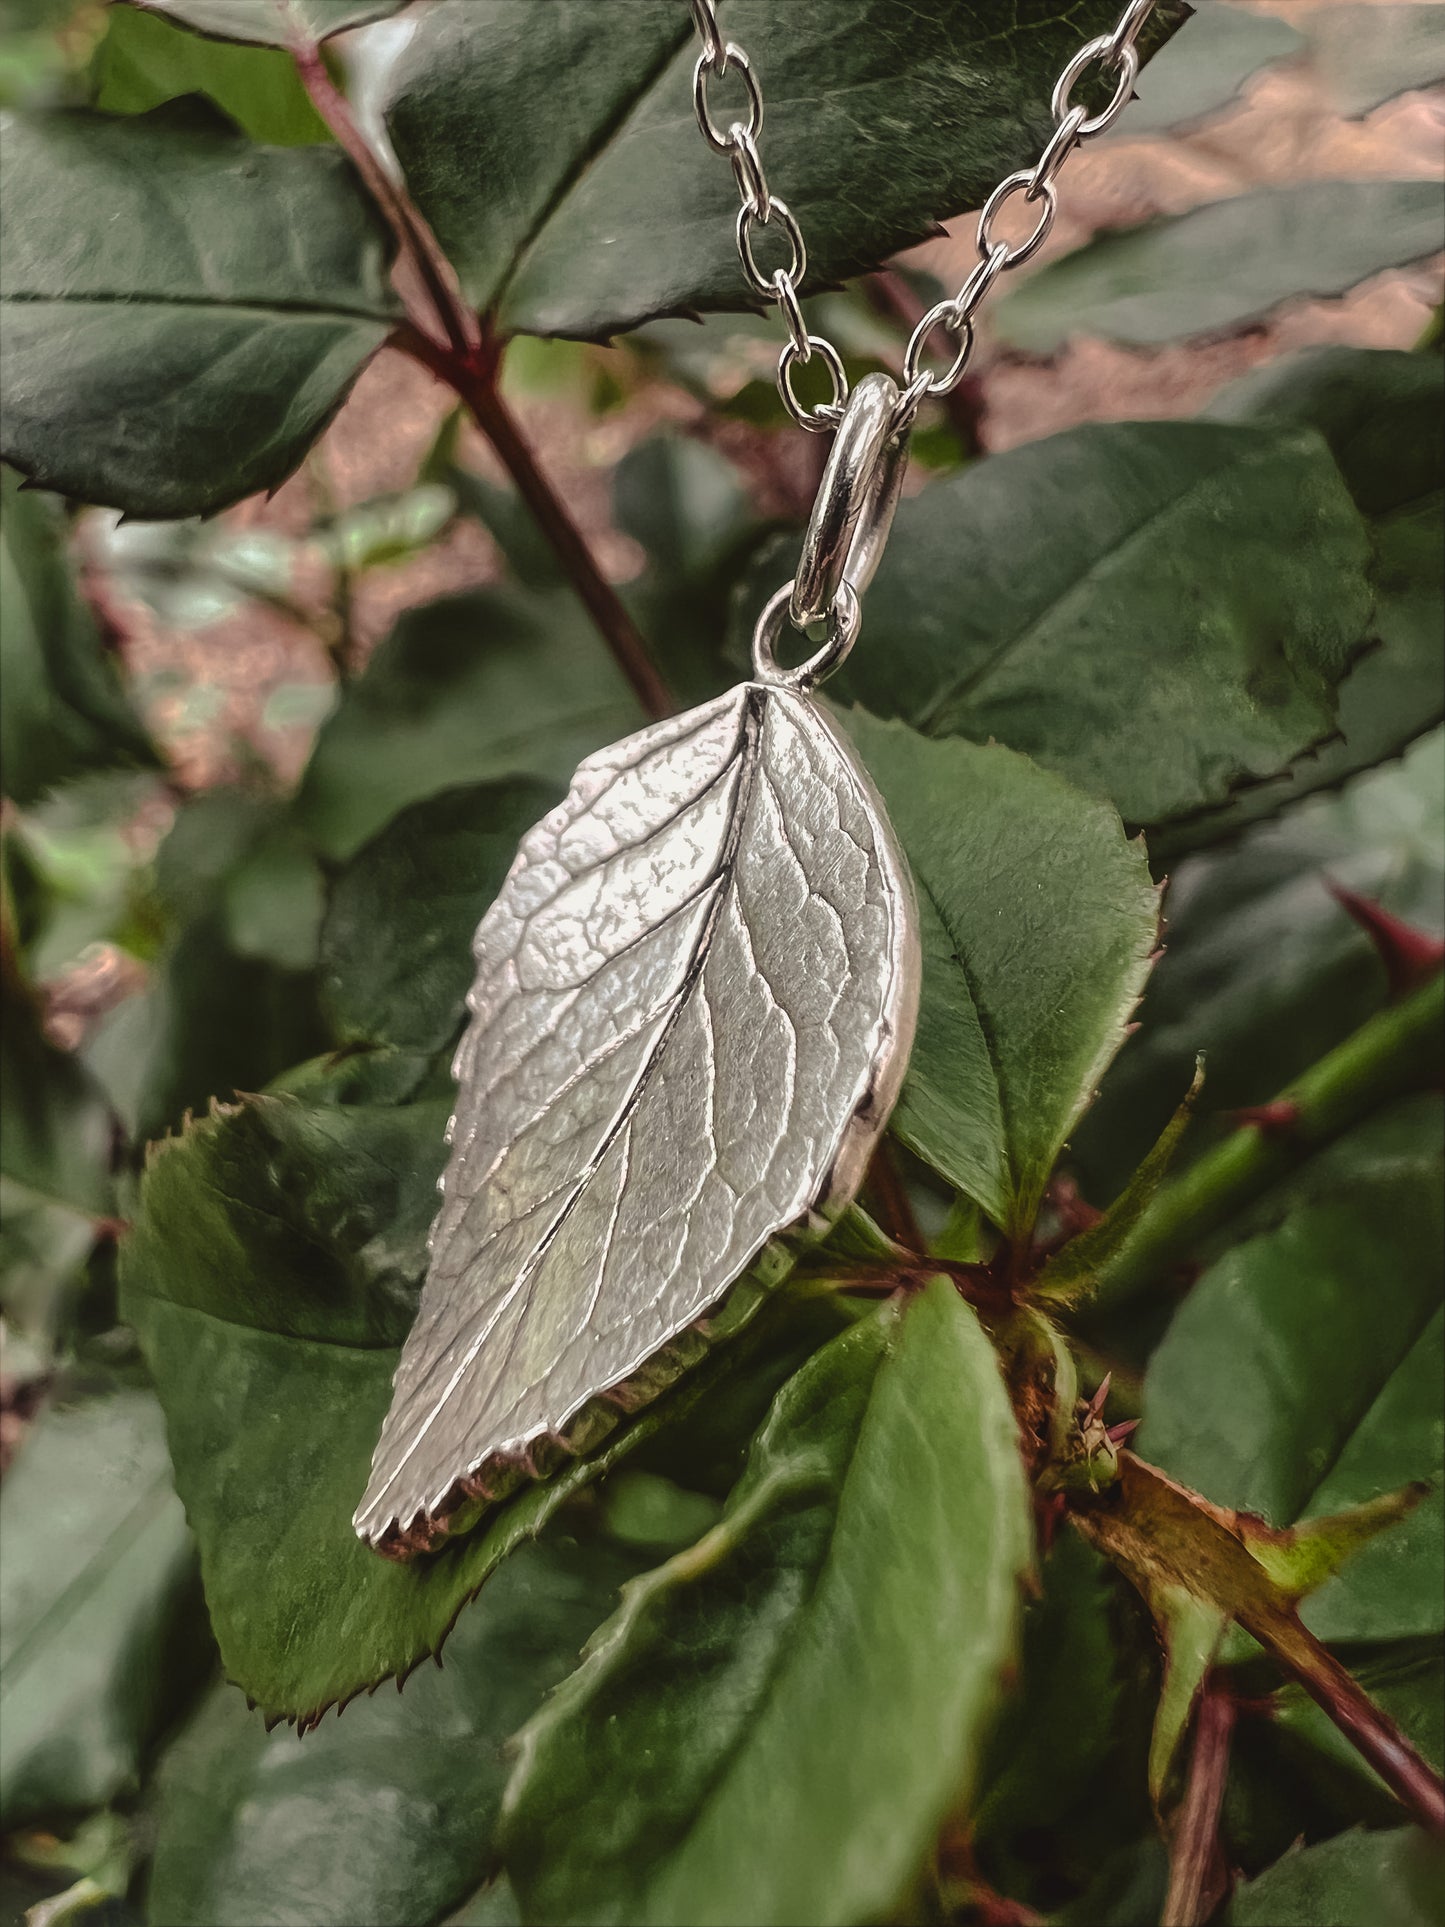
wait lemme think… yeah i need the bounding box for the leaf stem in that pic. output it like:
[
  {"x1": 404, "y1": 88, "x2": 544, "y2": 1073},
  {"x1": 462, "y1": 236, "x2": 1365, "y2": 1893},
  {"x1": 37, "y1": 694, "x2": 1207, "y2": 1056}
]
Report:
[
  {"x1": 1086, "y1": 971, "x2": 1444, "y2": 1316},
  {"x1": 291, "y1": 39, "x2": 673, "y2": 721},
  {"x1": 1162, "y1": 1677, "x2": 1236, "y2": 1927}
]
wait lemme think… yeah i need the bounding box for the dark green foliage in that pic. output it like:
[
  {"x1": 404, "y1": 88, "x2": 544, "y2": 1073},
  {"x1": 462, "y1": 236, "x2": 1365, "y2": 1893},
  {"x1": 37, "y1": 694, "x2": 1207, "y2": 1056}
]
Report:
[
  {"x1": 3, "y1": 8, "x2": 1441, "y2": 1924},
  {"x1": 0, "y1": 103, "x2": 398, "y2": 516}
]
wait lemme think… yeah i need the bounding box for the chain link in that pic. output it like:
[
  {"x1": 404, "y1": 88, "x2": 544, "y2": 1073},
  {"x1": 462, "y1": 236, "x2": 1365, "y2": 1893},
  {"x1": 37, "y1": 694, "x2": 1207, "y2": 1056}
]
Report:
[{"x1": 688, "y1": 0, "x2": 1157, "y2": 424}]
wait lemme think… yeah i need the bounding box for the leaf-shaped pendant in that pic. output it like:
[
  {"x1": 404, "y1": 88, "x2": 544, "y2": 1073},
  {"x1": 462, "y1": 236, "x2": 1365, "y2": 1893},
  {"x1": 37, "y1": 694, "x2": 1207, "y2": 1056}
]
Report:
[
  {"x1": 357, "y1": 379, "x2": 920, "y2": 1559},
  {"x1": 353, "y1": 681, "x2": 918, "y2": 1555}
]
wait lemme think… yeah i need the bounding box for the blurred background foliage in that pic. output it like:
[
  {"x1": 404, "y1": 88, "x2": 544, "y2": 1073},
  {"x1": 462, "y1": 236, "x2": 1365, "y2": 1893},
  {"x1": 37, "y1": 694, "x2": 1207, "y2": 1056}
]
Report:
[{"x1": 0, "y1": 2, "x2": 1442, "y2": 1924}]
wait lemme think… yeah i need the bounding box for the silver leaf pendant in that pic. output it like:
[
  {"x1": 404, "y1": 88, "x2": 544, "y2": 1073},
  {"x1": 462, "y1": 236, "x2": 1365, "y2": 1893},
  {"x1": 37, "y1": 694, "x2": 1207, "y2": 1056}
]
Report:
[
  {"x1": 355, "y1": 373, "x2": 919, "y2": 1558},
  {"x1": 354, "y1": 680, "x2": 919, "y2": 1556}
]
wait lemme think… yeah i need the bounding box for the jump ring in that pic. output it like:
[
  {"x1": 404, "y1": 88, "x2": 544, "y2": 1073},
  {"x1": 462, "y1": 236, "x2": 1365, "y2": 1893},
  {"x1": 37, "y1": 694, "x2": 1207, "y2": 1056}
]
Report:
[
  {"x1": 902, "y1": 298, "x2": 975, "y2": 396},
  {"x1": 951, "y1": 240, "x2": 1010, "y2": 325},
  {"x1": 693, "y1": 43, "x2": 763, "y2": 154},
  {"x1": 737, "y1": 197, "x2": 806, "y2": 296},
  {"x1": 728, "y1": 124, "x2": 771, "y2": 219},
  {"x1": 752, "y1": 578, "x2": 861, "y2": 690},
  {"x1": 1050, "y1": 35, "x2": 1140, "y2": 139},
  {"x1": 976, "y1": 170, "x2": 1057, "y2": 268},
  {"x1": 1107, "y1": 0, "x2": 1156, "y2": 61},
  {"x1": 688, "y1": 0, "x2": 724, "y2": 68},
  {"x1": 1030, "y1": 106, "x2": 1087, "y2": 196},
  {"x1": 772, "y1": 270, "x2": 810, "y2": 356},
  {"x1": 777, "y1": 333, "x2": 847, "y2": 432}
]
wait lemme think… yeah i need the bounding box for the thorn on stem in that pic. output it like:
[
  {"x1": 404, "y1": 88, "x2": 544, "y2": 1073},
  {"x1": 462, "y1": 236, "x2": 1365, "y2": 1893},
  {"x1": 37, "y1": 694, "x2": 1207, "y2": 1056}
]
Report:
[
  {"x1": 1329, "y1": 883, "x2": 1445, "y2": 998},
  {"x1": 1231, "y1": 1099, "x2": 1301, "y2": 1139}
]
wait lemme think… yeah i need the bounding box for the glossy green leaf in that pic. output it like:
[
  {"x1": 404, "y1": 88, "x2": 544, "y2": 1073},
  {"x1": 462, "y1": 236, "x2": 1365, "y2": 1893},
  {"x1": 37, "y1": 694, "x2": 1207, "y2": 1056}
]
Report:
[
  {"x1": 0, "y1": 1378, "x2": 205, "y2": 1825},
  {"x1": 1303, "y1": 3, "x2": 1445, "y2": 119},
  {"x1": 0, "y1": 102, "x2": 399, "y2": 518},
  {"x1": 92, "y1": 4, "x2": 329, "y2": 144},
  {"x1": 147, "y1": 1535, "x2": 642, "y2": 1927},
  {"x1": 1188, "y1": 348, "x2": 1445, "y2": 844},
  {"x1": 501, "y1": 1280, "x2": 1032, "y2": 1927},
  {"x1": 995, "y1": 182, "x2": 1445, "y2": 352},
  {"x1": 1226, "y1": 1827, "x2": 1445, "y2": 1927},
  {"x1": 0, "y1": 470, "x2": 156, "y2": 806},
  {"x1": 1073, "y1": 735, "x2": 1444, "y2": 1199},
  {"x1": 118, "y1": 1060, "x2": 830, "y2": 1719},
  {"x1": 383, "y1": 0, "x2": 1184, "y2": 340},
  {"x1": 820, "y1": 421, "x2": 1373, "y2": 834},
  {"x1": 131, "y1": 0, "x2": 406, "y2": 47},
  {"x1": 843, "y1": 712, "x2": 1158, "y2": 1236},
  {"x1": 1120, "y1": 3, "x2": 1303, "y2": 136},
  {"x1": 320, "y1": 779, "x2": 561, "y2": 1054},
  {"x1": 294, "y1": 587, "x2": 642, "y2": 860},
  {"x1": 1140, "y1": 1157, "x2": 1445, "y2": 1643}
]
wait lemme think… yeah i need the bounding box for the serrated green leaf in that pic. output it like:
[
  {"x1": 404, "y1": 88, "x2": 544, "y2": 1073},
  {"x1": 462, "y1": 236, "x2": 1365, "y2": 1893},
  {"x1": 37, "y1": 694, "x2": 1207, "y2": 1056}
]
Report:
[
  {"x1": 1073, "y1": 736, "x2": 1444, "y2": 1201},
  {"x1": 1139, "y1": 1158, "x2": 1445, "y2": 1644},
  {"x1": 118, "y1": 1061, "x2": 838, "y2": 1719},
  {"x1": 294, "y1": 588, "x2": 643, "y2": 860},
  {"x1": 1119, "y1": 3, "x2": 1303, "y2": 136},
  {"x1": 1, "y1": 469, "x2": 156, "y2": 806},
  {"x1": 92, "y1": 4, "x2": 329, "y2": 144},
  {"x1": 0, "y1": 102, "x2": 399, "y2": 518},
  {"x1": 802, "y1": 421, "x2": 1374, "y2": 835},
  {"x1": 501, "y1": 1280, "x2": 1032, "y2": 1927},
  {"x1": 383, "y1": 0, "x2": 1183, "y2": 340},
  {"x1": 1179, "y1": 348, "x2": 1445, "y2": 847},
  {"x1": 146, "y1": 1534, "x2": 642, "y2": 1927},
  {"x1": 843, "y1": 712, "x2": 1158, "y2": 1238},
  {"x1": 131, "y1": 0, "x2": 406, "y2": 48},
  {"x1": 995, "y1": 181, "x2": 1445, "y2": 352},
  {"x1": 320, "y1": 778, "x2": 561, "y2": 1054},
  {"x1": 1034, "y1": 1060, "x2": 1202, "y2": 1307},
  {"x1": 1225, "y1": 1827, "x2": 1445, "y2": 1926},
  {"x1": 0, "y1": 1378, "x2": 206, "y2": 1825}
]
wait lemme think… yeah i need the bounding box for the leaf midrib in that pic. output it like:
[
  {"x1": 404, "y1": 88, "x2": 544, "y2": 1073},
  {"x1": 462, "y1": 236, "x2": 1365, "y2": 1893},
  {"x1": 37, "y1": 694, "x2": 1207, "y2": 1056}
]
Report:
[
  {"x1": 1, "y1": 290, "x2": 398, "y2": 325},
  {"x1": 917, "y1": 429, "x2": 1267, "y2": 729}
]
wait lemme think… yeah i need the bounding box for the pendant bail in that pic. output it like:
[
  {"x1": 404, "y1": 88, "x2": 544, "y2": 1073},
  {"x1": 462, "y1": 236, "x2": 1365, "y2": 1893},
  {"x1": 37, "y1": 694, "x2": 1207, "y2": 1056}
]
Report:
[{"x1": 788, "y1": 371, "x2": 909, "y2": 631}]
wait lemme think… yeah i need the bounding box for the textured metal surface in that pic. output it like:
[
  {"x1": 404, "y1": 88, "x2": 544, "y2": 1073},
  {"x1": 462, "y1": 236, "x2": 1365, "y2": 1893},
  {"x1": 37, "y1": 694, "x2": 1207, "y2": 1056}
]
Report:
[{"x1": 355, "y1": 682, "x2": 919, "y2": 1556}]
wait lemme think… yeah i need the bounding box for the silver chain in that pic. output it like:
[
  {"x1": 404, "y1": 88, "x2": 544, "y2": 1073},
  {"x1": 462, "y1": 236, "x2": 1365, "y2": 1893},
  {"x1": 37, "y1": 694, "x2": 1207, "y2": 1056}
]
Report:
[{"x1": 688, "y1": 0, "x2": 1157, "y2": 433}]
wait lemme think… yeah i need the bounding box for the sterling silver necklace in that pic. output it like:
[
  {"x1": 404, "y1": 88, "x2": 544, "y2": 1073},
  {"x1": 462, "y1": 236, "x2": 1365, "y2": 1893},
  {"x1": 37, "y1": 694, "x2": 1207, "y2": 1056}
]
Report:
[{"x1": 355, "y1": 0, "x2": 1158, "y2": 1558}]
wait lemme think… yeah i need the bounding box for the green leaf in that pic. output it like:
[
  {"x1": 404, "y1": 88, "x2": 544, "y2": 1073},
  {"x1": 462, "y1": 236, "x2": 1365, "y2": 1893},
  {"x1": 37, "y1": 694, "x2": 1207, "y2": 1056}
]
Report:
[
  {"x1": 91, "y1": 4, "x2": 329, "y2": 144},
  {"x1": 117, "y1": 1064, "x2": 830, "y2": 1719},
  {"x1": 1120, "y1": 3, "x2": 1303, "y2": 135},
  {"x1": 130, "y1": 0, "x2": 407, "y2": 48},
  {"x1": 501, "y1": 1280, "x2": 1031, "y2": 1927},
  {"x1": 1225, "y1": 1827, "x2": 1445, "y2": 1927},
  {"x1": 0, "y1": 102, "x2": 399, "y2": 518},
  {"x1": 994, "y1": 182, "x2": 1445, "y2": 352},
  {"x1": 1139, "y1": 1158, "x2": 1445, "y2": 1644},
  {"x1": 1034, "y1": 1060, "x2": 1202, "y2": 1307},
  {"x1": 91, "y1": 789, "x2": 329, "y2": 1144},
  {"x1": 1, "y1": 469, "x2": 156, "y2": 806},
  {"x1": 1302, "y1": 3, "x2": 1445, "y2": 119},
  {"x1": 1072, "y1": 736, "x2": 1444, "y2": 1200},
  {"x1": 1273, "y1": 1645, "x2": 1445, "y2": 1809},
  {"x1": 320, "y1": 778, "x2": 560, "y2": 1054},
  {"x1": 0, "y1": 947, "x2": 113, "y2": 1221},
  {"x1": 294, "y1": 587, "x2": 643, "y2": 860},
  {"x1": 1187, "y1": 348, "x2": 1445, "y2": 843},
  {"x1": 146, "y1": 1534, "x2": 643, "y2": 1927},
  {"x1": 843, "y1": 712, "x2": 1158, "y2": 1237},
  {"x1": 383, "y1": 0, "x2": 1185, "y2": 339},
  {"x1": 0, "y1": 1377, "x2": 206, "y2": 1825},
  {"x1": 816, "y1": 420, "x2": 1373, "y2": 834}
]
